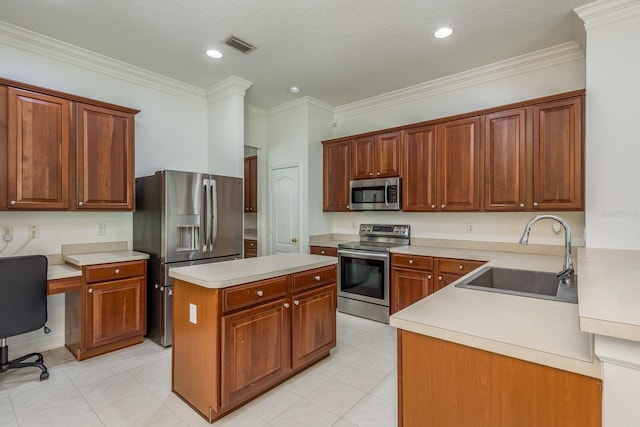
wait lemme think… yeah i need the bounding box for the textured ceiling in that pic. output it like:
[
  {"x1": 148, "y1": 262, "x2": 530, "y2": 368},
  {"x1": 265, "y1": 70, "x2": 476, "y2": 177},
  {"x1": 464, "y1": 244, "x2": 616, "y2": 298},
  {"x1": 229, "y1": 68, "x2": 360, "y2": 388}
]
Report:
[{"x1": 0, "y1": 0, "x2": 590, "y2": 109}]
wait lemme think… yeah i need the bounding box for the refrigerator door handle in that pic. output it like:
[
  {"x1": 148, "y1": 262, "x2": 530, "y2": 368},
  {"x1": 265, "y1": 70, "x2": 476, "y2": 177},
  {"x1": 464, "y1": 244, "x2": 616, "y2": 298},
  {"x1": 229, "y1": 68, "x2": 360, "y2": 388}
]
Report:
[
  {"x1": 210, "y1": 179, "x2": 218, "y2": 252},
  {"x1": 202, "y1": 178, "x2": 210, "y2": 252}
]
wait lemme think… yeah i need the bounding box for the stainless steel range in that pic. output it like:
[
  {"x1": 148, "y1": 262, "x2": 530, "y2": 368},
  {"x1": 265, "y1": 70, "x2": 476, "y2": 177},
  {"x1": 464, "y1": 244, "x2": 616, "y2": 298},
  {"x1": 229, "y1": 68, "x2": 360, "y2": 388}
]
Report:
[{"x1": 337, "y1": 224, "x2": 410, "y2": 323}]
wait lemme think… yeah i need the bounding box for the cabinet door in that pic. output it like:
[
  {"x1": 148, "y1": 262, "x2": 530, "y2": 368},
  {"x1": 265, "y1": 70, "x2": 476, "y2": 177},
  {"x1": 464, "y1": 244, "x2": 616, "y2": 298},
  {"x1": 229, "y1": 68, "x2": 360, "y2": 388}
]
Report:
[
  {"x1": 85, "y1": 277, "x2": 145, "y2": 348},
  {"x1": 402, "y1": 126, "x2": 436, "y2": 211},
  {"x1": 434, "y1": 273, "x2": 462, "y2": 293},
  {"x1": 533, "y1": 97, "x2": 583, "y2": 210},
  {"x1": 221, "y1": 298, "x2": 290, "y2": 408},
  {"x1": 244, "y1": 156, "x2": 258, "y2": 212},
  {"x1": 6, "y1": 88, "x2": 72, "y2": 209},
  {"x1": 484, "y1": 108, "x2": 528, "y2": 211},
  {"x1": 76, "y1": 103, "x2": 135, "y2": 210},
  {"x1": 374, "y1": 131, "x2": 401, "y2": 177},
  {"x1": 351, "y1": 135, "x2": 375, "y2": 179},
  {"x1": 291, "y1": 284, "x2": 336, "y2": 370},
  {"x1": 322, "y1": 140, "x2": 351, "y2": 211},
  {"x1": 436, "y1": 117, "x2": 481, "y2": 211},
  {"x1": 391, "y1": 267, "x2": 433, "y2": 314}
]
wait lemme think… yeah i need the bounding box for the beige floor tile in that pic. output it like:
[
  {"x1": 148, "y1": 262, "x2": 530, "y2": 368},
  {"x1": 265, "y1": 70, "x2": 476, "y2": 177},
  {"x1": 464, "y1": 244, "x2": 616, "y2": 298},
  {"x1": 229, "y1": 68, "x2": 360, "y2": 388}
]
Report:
[
  {"x1": 305, "y1": 378, "x2": 366, "y2": 416},
  {"x1": 271, "y1": 399, "x2": 339, "y2": 427},
  {"x1": 343, "y1": 394, "x2": 397, "y2": 427}
]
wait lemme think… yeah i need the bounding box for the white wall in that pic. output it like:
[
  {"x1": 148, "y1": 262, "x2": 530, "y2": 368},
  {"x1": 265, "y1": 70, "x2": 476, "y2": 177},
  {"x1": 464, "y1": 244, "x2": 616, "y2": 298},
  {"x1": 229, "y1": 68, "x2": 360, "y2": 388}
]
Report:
[
  {"x1": 323, "y1": 43, "x2": 587, "y2": 245},
  {"x1": 582, "y1": 11, "x2": 640, "y2": 250}
]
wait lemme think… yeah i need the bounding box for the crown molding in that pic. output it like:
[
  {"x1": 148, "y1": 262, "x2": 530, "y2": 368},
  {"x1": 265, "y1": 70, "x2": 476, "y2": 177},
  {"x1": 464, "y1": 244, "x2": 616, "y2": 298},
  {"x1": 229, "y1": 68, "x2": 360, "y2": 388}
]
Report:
[
  {"x1": 0, "y1": 20, "x2": 207, "y2": 104},
  {"x1": 206, "y1": 76, "x2": 253, "y2": 104},
  {"x1": 575, "y1": 0, "x2": 640, "y2": 31},
  {"x1": 335, "y1": 41, "x2": 584, "y2": 121},
  {"x1": 247, "y1": 105, "x2": 267, "y2": 120},
  {"x1": 267, "y1": 96, "x2": 335, "y2": 121}
]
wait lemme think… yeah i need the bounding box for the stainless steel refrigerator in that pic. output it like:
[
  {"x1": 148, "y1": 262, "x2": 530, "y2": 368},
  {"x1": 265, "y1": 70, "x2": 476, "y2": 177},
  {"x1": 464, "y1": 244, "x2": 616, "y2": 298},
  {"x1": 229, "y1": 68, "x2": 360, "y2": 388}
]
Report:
[{"x1": 133, "y1": 170, "x2": 243, "y2": 347}]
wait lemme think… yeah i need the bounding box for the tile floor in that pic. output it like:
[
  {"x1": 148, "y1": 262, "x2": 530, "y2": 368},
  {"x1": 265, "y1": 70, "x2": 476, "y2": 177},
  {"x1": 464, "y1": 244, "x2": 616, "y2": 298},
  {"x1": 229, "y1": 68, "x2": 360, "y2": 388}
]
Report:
[{"x1": 0, "y1": 313, "x2": 398, "y2": 427}]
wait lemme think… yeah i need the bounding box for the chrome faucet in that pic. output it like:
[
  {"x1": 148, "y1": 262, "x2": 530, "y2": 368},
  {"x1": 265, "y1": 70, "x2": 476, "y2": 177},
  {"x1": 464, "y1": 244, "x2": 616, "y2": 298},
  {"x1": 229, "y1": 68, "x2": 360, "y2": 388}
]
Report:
[{"x1": 519, "y1": 214, "x2": 575, "y2": 287}]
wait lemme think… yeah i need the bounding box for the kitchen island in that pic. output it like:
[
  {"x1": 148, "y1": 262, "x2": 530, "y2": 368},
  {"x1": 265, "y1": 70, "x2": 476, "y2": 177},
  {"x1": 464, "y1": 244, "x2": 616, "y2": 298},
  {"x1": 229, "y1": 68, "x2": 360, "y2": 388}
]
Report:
[
  {"x1": 389, "y1": 246, "x2": 602, "y2": 427},
  {"x1": 168, "y1": 253, "x2": 337, "y2": 424}
]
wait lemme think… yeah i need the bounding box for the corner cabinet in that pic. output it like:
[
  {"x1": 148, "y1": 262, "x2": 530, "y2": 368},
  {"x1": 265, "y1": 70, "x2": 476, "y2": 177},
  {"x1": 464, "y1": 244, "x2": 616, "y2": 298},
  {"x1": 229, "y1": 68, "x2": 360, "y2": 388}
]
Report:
[
  {"x1": 0, "y1": 78, "x2": 139, "y2": 211},
  {"x1": 322, "y1": 139, "x2": 351, "y2": 211},
  {"x1": 173, "y1": 264, "x2": 337, "y2": 423},
  {"x1": 65, "y1": 260, "x2": 147, "y2": 361}
]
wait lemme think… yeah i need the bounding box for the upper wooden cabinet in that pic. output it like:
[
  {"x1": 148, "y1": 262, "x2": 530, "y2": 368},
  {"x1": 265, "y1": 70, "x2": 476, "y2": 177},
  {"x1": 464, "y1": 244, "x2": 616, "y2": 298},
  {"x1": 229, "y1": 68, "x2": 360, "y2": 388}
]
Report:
[
  {"x1": 484, "y1": 108, "x2": 529, "y2": 211},
  {"x1": 76, "y1": 103, "x2": 135, "y2": 210},
  {"x1": 244, "y1": 155, "x2": 258, "y2": 212},
  {"x1": 322, "y1": 139, "x2": 351, "y2": 211},
  {"x1": 0, "y1": 78, "x2": 139, "y2": 211},
  {"x1": 5, "y1": 87, "x2": 72, "y2": 209},
  {"x1": 533, "y1": 96, "x2": 583, "y2": 210},
  {"x1": 436, "y1": 117, "x2": 482, "y2": 212},
  {"x1": 403, "y1": 126, "x2": 437, "y2": 211},
  {"x1": 351, "y1": 131, "x2": 401, "y2": 180}
]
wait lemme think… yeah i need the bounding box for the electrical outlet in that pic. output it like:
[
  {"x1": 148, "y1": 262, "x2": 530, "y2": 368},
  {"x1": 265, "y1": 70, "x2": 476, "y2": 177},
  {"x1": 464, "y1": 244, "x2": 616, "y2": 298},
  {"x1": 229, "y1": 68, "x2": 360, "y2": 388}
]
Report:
[
  {"x1": 28, "y1": 225, "x2": 40, "y2": 239},
  {"x1": 466, "y1": 223, "x2": 474, "y2": 234},
  {"x1": 97, "y1": 224, "x2": 106, "y2": 236},
  {"x1": 2, "y1": 226, "x2": 13, "y2": 242}
]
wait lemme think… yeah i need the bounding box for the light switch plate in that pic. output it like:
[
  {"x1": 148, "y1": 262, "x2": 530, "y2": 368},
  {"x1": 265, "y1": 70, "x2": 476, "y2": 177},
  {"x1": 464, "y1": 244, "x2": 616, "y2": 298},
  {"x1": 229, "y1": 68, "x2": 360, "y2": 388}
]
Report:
[{"x1": 189, "y1": 303, "x2": 197, "y2": 324}]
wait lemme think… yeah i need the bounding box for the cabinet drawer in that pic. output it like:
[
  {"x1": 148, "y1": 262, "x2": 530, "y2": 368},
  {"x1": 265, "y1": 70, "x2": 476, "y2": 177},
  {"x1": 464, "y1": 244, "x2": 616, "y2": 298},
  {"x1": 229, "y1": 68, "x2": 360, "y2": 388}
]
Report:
[
  {"x1": 309, "y1": 246, "x2": 338, "y2": 257},
  {"x1": 437, "y1": 258, "x2": 485, "y2": 275},
  {"x1": 222, "y1": 275, "x2": 290, "y2": 313},
  {"x1": 392, "y1": 254, "x2": 434, "y2": 271},
  {"x1": 292, "y1": 265, "x2": 337, "y2": 292},
  {"x1": 244, "y1": 249, "x2": 257, "y2": 258},
  {"x1": 244, "y1": 239, "x2": 257, "y2": 249},
  {"x1": 84, "y1": 260, "x2": 146, "y2": 283}
]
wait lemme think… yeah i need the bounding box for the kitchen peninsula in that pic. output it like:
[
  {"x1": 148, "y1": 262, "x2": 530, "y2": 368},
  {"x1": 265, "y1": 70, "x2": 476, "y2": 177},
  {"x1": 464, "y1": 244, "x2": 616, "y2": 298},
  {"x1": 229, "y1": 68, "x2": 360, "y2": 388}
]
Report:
[{"x1": 168, "y1": 253, "x2": 338, "y2": 423}]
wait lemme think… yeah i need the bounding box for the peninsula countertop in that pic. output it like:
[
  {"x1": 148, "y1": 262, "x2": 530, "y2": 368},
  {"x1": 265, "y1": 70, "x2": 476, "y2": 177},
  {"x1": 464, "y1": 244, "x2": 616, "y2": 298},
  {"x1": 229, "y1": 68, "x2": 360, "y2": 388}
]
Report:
[
  {"x1": 169, "y1": 253, "x2": 337, "y2": 289},
  {"x1": 389, "y1": 245, "x2": 600, "y2": 378}
]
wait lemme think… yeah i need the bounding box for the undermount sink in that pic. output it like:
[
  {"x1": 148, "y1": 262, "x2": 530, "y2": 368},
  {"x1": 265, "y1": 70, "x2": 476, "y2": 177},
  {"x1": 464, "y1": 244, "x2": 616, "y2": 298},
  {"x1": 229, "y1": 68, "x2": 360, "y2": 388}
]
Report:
[{"x1": 455, "y1": 266, "x2": 578, "y2": 304}]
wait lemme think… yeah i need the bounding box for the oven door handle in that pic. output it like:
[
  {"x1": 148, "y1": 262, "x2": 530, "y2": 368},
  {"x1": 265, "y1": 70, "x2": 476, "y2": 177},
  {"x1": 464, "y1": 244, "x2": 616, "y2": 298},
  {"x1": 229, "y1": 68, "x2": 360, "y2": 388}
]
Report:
[{"x1": 338, "y1": 249, "x2": 389, "y2": 260}]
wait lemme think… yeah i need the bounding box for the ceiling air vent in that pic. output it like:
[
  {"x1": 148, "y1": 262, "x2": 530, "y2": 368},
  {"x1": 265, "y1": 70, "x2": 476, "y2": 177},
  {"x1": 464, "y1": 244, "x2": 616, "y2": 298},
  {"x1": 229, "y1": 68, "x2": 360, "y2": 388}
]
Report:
[{"x1": 224, "y1": 35, "x2": 257, "y2": 54}]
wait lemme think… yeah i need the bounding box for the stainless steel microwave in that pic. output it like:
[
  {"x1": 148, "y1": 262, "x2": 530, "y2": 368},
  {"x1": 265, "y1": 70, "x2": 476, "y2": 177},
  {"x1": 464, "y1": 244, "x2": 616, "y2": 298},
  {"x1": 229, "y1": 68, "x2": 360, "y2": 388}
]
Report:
[{"x1": 349, "y1": 177, "x2": 401, "y2": 211}]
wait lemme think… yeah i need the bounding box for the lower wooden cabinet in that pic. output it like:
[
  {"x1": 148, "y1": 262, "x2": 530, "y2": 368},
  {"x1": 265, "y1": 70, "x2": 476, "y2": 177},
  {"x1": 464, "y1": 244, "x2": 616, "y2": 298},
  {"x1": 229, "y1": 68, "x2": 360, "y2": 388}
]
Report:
[
  {"x1": 244, "y1": 239, "x2": 257, "y2": 258},
  {"x1": 398, "y1": 331, "x2": 602, "y2": 427},
  {"x1": 309, "y1": 245, "x2": 338, "y2": 257},
  {"x1": 391, "y1": 254, "x2": 485, "y2": 313},
  {"x1": 173, "y1": 264, "x2": 337, "y2": 423},
  {"x1": 65, "y1": 260, "x2": 147, "y2": 360}
]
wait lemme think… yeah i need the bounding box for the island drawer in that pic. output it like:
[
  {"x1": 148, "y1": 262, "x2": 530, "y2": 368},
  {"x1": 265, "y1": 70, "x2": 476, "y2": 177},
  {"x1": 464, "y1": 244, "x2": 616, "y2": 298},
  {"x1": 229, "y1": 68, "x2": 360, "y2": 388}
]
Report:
[
  {"x1": 222, "y1": 275, "x2": 290, "y2": 313},
  {"x1": 292, "y1": 265, "x2": 336, "y2": 292},
  {"x1": 437, "y1": 258, "x2": 485, "y2": 275},
  {"x1": 392, "y1": 254, "x2": 434, "y2": 271},
  {"x1": 309, "y1": 246, "x2": 338, "y2": 257},
  {"x1": 84, "y1": 260, "x2": 146, "y2": 283}
]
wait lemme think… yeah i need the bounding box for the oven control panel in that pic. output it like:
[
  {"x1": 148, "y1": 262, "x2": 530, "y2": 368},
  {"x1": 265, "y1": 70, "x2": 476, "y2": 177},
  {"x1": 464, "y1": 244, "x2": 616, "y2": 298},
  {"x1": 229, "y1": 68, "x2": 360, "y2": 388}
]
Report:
[{"x1": 359, "y1": 224, "x2": 410, "y2": 238}]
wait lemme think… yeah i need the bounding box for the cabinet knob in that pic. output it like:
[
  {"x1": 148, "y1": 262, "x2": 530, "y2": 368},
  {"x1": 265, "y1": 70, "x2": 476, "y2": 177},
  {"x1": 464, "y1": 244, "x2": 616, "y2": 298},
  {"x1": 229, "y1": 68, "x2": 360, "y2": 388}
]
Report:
[
  {"x1": 9, "y1": 200, "x2": 16, "y2": 206},
  {"x1": 115, "y1": 269, "x2": 120, "y2": 274},
  {"x1": 533, "y1": 202, "x2": 539, "y2": 207},
  {"x1": 438, "y1": 276, "x2": 443, "y2": 281},
  {"x1": 441, "y1": 204, "x2": 445, "y2": 209},
  {"x1": 321, "y1": 250, "x2": 326, "y2": 254},
  {"x1": 314, "y1": 275, "x2": 321, "y2": 281},
  {"x1": 428, "y1": 275, "x2": 432, "y2": 280},
  {"x1": 257, "y1": 290, "x2": 263, "y2": 297},
  {"x1": 519, "y1": 203, "x2": 525, "y2": 208},
  {"x1": 369, "y1": 172, "x2": 373, "y2": 176},
  {"x1": 294, "y1": 300, "x2": 300, "y2": 306},
  {"x1": 431, "y1": 205, "x2": 435, "y2": 209},
  {"x1": 377, "y1": 172, "x2": 380, "y2": 176},
  {"x1": 284, "y1": 303, "x2": 290, "y2": 308},
  {"x1": 409, "y1": 259, "x2": 414, "y2": 265},
  {"x1": 88, "y1": 288, "x2": 93, "y2": 294},
  {"x1": 458, "y1": 265, "x2": 464, "y2": 270},
  {"x1": 346, "y1": 205, "x2": 350, "y2": 209},
  {"x1": 78, "y1": 201, "x2": 84, "y2": 207}
]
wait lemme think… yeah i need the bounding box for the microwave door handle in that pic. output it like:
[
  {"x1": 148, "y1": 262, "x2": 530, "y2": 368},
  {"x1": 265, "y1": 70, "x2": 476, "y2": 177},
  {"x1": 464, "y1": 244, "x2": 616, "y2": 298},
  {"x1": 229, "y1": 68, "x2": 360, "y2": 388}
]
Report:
[
  {"x1": 384, "y1": 181, "x2": 389, "y2": 207},
  {"x1": 210, "y1": 179, "x2": 218, "y2": 252}
]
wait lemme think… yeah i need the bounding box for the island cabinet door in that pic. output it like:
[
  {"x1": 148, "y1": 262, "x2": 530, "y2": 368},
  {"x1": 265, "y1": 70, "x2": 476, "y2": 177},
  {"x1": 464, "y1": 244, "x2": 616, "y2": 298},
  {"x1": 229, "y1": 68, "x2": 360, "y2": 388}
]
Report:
[
  {"x1": 220, "y1": 298, "x2": 291, "y2": 408},
  {"x1": 291, "y1": 283, "x2": 337, "y2": 370}
]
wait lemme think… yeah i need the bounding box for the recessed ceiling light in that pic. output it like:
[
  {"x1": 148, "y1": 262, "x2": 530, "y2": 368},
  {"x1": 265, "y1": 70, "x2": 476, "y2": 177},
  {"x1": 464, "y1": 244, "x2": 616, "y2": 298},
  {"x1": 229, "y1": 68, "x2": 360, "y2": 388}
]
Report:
[
  {"x1": 206, "y1": 49, "x2": 223, "y2": 59},
  {"x1": 288, "y1": 86, "x2": 301, "y2": 94},
  {"x1": 434, "y1": 27, "x2": 454, "y2": 39}
]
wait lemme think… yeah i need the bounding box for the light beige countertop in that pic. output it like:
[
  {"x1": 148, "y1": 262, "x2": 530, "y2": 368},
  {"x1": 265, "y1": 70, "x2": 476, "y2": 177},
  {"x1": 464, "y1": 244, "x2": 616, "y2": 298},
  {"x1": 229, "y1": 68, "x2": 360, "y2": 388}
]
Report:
[
  {"x1": 308, "y1": 240, "x2": 345, "y2": 248},
  {"x1": 47, "y1": 263, "x2": 82, "y2": 280},
  {"x1": 389, "y1": 245, "x2": 600, "y2": 378},
  {"x1": 63, "y1": 250, "x2": 150, "y2": 266},
  {"x1": 577, "y1": 247, "x2": 640, "y2": 342},
  {"x1": 169, "y1": 253, "x2": 337, "y2": 289}
]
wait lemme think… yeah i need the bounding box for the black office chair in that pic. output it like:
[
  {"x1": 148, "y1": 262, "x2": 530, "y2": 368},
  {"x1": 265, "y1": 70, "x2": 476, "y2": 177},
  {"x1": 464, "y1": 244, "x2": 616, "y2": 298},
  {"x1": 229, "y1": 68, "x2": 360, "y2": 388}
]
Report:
[{"x1": 0, "y1": 255, "x2": 49, "y2": 381}]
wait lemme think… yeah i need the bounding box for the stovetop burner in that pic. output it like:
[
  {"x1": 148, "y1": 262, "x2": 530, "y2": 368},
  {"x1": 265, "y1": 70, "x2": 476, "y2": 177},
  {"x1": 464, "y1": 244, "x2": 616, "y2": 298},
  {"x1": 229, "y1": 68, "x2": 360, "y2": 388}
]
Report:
[{"x1": 337, "y1": 224, "x2": 410, "y2": 252}]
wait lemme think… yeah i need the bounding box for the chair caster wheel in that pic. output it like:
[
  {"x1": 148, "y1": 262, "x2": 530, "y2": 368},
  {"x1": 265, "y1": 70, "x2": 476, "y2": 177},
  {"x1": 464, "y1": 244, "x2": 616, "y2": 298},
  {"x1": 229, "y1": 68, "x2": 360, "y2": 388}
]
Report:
[{"x1": 40, "y1": 371, "x2": 49, "y2": 381}]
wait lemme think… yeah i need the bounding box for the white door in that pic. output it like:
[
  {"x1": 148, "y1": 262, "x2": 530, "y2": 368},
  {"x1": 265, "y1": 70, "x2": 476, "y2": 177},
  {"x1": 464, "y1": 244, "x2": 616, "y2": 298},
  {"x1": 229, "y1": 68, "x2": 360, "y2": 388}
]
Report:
[{"x1": 269, "y1": 165, "x2": 300, "y2": 254}]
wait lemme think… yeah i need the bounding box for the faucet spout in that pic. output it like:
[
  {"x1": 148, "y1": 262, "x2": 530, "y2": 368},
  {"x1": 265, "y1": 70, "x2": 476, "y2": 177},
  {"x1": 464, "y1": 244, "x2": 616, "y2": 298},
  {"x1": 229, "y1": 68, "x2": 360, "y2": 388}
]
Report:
[{"x1": 519, "y1": 215, "x2": 574, "y2": 286}]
